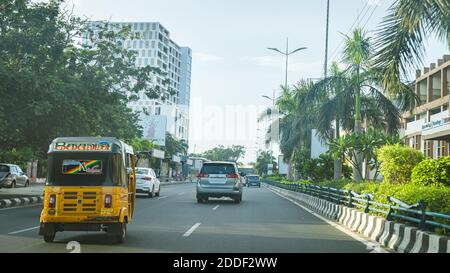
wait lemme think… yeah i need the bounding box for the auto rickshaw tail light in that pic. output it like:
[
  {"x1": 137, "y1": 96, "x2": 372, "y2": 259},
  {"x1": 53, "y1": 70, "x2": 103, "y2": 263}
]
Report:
[
  {"x1": 105, "y1": 194, "x2": 112, "y2": 208},
  {"x1": 49, "y1": 194, "x2": 56, "y2": 208}
]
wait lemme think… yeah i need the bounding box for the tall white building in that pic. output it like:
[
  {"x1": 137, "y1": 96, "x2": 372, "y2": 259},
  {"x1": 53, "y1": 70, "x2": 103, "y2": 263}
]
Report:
[{"x1": 84, "y1": 21, "x2": 192, "y2": 145}]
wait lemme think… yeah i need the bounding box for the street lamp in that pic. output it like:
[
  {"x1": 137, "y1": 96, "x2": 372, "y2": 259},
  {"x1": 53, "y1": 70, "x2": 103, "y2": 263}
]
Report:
[{"x1": 267, "y1": 37, "x2": 307, "y2": 89}]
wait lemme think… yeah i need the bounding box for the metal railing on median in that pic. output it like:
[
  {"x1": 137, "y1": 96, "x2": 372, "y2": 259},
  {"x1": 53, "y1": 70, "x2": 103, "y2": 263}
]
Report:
[{"x1": 263, "y1": 180, "x2": 449, "y2": 233}]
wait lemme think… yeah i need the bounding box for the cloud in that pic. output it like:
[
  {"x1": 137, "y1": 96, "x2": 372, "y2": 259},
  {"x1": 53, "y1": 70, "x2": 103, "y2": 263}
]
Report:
[{"x1": 193, "y1": 52, "x2": 224, "y2": 62}]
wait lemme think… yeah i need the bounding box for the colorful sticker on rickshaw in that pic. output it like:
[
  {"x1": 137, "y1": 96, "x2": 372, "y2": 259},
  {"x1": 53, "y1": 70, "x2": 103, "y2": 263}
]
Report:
[{"x1": 62, "y1": 160, "x2": 103, "y2": 175}]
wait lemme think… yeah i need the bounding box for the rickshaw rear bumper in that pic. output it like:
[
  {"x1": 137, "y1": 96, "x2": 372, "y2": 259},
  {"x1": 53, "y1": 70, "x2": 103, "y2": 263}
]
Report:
[{"x1": 39, "y1": 219, "x2": 122, "y2": 234}]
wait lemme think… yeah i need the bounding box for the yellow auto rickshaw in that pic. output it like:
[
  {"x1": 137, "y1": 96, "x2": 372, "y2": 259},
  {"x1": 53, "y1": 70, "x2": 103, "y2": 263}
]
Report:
[{"x1": 39, "y1": 137, "x2": 136, "y2": 243}]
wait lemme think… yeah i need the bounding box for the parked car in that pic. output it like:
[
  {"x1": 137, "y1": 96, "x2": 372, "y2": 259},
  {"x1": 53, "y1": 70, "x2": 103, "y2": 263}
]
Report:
[
  {"x1": 0, "y1": 163, "x2": 29, "y2": 188},
  {"x1": 246, "y1": 175, "x2": 261, "y2": 187},
  {"x1": 135, "y1": 167, "x2": 161, "y2": 198},
  {"x1": 196, "y1": 161, "x2": 243, "y2": 204}
]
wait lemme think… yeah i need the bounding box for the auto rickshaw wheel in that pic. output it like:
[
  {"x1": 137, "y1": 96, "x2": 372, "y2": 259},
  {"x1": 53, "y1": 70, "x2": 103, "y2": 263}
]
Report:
[
  {"x1": 110, "y1": 223, "x2": 127, "y2": 244},
  {"x1": 44, "y1": 233, "x2": 55, "y2": 243}
]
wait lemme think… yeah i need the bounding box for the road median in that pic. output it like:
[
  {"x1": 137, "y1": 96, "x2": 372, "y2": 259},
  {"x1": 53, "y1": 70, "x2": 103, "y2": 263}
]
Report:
[{"x1": 265, "y1": 183, "x2": 450, "y2": 253}]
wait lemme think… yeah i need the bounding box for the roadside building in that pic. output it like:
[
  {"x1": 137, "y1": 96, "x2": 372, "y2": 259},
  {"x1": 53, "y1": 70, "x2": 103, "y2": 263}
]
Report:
[{"x1": 402, "y1": 55, "x2": 450, "y2": 158}]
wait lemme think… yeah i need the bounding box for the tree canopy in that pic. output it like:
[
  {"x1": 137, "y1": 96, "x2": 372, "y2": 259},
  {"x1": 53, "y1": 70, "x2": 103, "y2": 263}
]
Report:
[
  {"x1": 0, "y1": 0, "x2": 164, "y2": 162},
  {"x1": 201, "y1": 145, "x2": 246, "y2": 163}
]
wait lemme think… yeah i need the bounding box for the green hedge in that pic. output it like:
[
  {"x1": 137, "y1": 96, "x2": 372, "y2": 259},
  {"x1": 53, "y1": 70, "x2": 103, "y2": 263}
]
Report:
[
  {"x1": 411, "y1": 156, "x2": 450, "y2": 187},
  {"x1": 377, "y1": 144, "x2": 424, "y2": 184}
]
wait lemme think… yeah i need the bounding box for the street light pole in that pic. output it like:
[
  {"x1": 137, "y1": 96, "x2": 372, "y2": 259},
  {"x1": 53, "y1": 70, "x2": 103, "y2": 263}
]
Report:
[{"x1": 268, "y1": 38, "x2": 307, "y2": 90}]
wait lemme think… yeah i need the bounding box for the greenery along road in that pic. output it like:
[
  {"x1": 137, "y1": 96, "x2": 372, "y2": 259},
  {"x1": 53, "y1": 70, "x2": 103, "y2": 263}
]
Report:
[{"x1": 0, "y1": 1, "x2": 170, "y2": 164}]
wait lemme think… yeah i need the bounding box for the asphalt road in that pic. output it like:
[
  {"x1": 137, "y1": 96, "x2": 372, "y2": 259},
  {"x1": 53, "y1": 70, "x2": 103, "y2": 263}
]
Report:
[{"x1": 0, "y1": 183, "x2": 371, "y2": 253}]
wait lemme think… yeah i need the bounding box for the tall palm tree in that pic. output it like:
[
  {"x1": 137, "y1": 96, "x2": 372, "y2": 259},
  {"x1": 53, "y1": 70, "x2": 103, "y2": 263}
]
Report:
[
  {"x1": 373, "y1": 0, "x2": 450, "y2": 95},
  {"x1": 258, "y1": 80, "x2": 316, "y2": 180},
  {"x1": 305, "y1": 28, "x2": 401, "y2": 181}
]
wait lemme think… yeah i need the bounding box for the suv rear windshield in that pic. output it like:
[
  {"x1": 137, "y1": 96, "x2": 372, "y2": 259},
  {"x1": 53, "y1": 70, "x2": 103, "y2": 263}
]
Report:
[
  {"x1": 247, "y1": 176, "x2": 259, "y2": 181},
  {"x1": 0, "y1": 165, "x2": 10, "y2": 172},
  {"x1": 201, "y1": 163, "x2": 236, "y2": 175}
]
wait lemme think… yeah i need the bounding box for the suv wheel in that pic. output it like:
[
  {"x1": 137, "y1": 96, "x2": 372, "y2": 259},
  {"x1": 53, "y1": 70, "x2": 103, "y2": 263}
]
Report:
[{"x1": 234, "y1": 195, "x2": 242, "y2": 204}]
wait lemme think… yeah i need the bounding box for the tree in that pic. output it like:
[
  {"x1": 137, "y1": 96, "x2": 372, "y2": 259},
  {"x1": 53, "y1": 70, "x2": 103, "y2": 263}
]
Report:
[
  {"x1": 328, "y1": 128, "x2": 400, "y2": 181},
  {"x1": 201, "y1": 145, "x2": 246, "y2": 162},
  {"x1": 255, "y1": 150, "x2": 277, "y2": 176},
  {"x1": 373, "y1": 0, "x2": 450, "y2": 95},
  {"x1": 307, "y1": 28, "x2": 401, "y2": 181},
  {"x1": 0, "y1": 0, "x2": 164, "y2": 163}
]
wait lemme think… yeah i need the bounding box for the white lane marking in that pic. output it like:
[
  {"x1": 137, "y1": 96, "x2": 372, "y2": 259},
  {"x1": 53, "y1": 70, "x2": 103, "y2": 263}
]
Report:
[
  {"x1": 183, "y1": 223, "x2": 201, "y2": 237},
  {"x1": 8, "y1": 226, "x2": 40, "y2": 235},
  {"x1": 178, "y1": 192, "x2": 185, "y2": 195},
  {"x1": 157, "y1": 196, "x2": 168, "y2": 200},
  {"x1": 266, "y1": 187, "x2": 390, "y2": 253},
  {"x1": 212, "y1": 205, "x2": 220, "y2": 211}
]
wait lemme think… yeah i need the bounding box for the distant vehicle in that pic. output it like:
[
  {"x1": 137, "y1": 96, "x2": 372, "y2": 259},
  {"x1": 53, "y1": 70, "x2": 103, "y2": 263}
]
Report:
[
  {"x1": 246, "y1": 175, "x2": 261, "y2": 188},
  {"x1": 0, "y1": 164, "x2": 29, "y2": 188},
  {"x1": 196, "y1": 161, "x2": 243, "y2": 204},
  {"x1": 135, "y1": 167, "x2": 161, "y2": 198}
]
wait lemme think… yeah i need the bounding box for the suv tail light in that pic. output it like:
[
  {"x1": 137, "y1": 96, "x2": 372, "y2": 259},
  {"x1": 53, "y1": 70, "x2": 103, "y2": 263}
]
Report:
[
  {"x1": 198, "y1": 173, "x2": 209, "y2": 178},
  {"x1": 48, "y1": 194, "x2": 56, "y2": 208},
  {"x1": 104, "y1": 194, "x2": 112, "y2": 208},
  {"x1": 226, "y1": 173, "x2": 239, "y2": 179}
]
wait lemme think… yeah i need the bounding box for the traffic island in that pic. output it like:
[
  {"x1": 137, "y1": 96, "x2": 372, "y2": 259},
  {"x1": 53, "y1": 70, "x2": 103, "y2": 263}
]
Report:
[{"x1": 0, "y1": 184, "x2": 44, "y2": 209}]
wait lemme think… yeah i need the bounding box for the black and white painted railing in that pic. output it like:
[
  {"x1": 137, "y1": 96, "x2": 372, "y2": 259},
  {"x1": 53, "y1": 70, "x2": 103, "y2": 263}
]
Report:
[
  {"x1": 0, "y1": 196, "x2": 44, "y2": 209},
  {"x1": 265, "y1": 182, "x2": 449, "y2": 253}
]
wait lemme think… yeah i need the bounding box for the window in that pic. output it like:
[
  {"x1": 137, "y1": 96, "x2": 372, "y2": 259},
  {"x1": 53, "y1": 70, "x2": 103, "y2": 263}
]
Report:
[{"x1": 62, "y1": 160, "x2": 103, "y2": 175}]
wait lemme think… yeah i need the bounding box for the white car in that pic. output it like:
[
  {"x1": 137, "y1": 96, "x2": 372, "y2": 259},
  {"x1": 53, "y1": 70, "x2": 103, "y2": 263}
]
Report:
[{"x1": 136, "y1": 168, "x2": 161, "y2": 198}]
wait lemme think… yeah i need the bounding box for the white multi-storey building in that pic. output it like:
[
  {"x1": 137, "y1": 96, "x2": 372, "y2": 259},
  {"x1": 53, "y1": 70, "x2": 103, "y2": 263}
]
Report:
[{"x1": 84, "y1": 21, "x2": 192, "y2": 145}]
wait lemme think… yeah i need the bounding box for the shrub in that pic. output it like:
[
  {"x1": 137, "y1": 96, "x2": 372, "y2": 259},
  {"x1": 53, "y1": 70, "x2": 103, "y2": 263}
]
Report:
[
  {"x1": 411, "y1": 157, "x2": 450, "y2": 187},
  {"x1": 377, "y1": 144, "x2": 424, "y2": 184},
  {"x1": 317, "y1": 179, "x2": 354, "y2": 189}
]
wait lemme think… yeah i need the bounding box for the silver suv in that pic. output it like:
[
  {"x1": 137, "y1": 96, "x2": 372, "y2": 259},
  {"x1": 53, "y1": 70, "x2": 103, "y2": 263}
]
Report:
[
  {"x1": 196, "y1": 162, "x2": 243, "y2": 204},
  {"x1": 0, "y1": 164, "x2": 29, "y2": 188}
]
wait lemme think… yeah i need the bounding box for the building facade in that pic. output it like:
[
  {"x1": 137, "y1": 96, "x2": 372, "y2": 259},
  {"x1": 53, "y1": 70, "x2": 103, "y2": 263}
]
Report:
[
  {"x1": 402, "y1": 55, "x2": 450, "y2": 158},
  {"x1": 84, "y1": 21, "x2": 192, "y2": 144}
]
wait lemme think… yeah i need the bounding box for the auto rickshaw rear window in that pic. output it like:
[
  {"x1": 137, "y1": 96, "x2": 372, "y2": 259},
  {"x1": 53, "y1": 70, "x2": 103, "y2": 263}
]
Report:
[{"x1": 62, "y1": 160, "x2": 103, "y2": 175}]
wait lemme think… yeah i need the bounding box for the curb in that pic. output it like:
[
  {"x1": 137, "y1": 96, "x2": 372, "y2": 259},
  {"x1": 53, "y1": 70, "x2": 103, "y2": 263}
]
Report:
[
  {"x1": 0, "y1": 182, "x2": 191, "y2": 209},
  {"x1": 0, "y1": 196, "x2": 44, "y2": 209},
  {"x1": 266, "y1": 184, "x2": 450, "y2": 253}
]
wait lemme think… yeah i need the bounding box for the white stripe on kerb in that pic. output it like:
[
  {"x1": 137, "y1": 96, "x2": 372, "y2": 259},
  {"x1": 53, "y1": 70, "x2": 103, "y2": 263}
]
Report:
[{"x1": 183, "y1": 223, "x2": 201, "y2": 237}]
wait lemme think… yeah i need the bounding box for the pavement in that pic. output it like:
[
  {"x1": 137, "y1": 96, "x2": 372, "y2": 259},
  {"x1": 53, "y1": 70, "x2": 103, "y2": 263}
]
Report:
[{"x1": 0, "y1": 183, "x2": 372, "y2": 253}]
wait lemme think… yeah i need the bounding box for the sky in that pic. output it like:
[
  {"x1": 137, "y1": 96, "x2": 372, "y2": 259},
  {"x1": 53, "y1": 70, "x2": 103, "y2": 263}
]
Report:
[{"x1": 67, "y1": 0, "x2": 449, "y2": 164}]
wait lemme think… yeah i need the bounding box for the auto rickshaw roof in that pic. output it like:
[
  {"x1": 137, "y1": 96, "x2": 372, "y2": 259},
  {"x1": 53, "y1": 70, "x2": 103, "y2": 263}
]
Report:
[{"x1": 48, "y1": 137, "x2": 134, "y2": 155}]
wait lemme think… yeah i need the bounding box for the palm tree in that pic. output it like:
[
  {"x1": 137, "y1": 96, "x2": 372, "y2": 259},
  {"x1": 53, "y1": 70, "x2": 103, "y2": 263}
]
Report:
[
  {"x1": 259, "y1": 80, "x2": 316, "y2": 179},
  {"x1": 305, "y1": 28, "x2": 401, "y2": 181},
  {"x1": 373, "y1": 0, "x2": 450, "y2": 95},
  {"x1": 255, "y1": 150, "x2": 277, "y2": 176}
]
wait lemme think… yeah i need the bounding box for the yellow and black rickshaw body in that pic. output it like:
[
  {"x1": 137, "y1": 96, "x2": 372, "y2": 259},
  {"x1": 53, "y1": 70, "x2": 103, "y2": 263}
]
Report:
[{"x1": 39, "y1": 137, "x2": 136, "y2": 243}]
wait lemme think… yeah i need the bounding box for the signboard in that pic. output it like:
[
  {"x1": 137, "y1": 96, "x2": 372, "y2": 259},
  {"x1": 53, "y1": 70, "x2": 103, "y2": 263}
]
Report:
[
  {"x1": 151, "y1": 149, "x2": 165, "y2": 159},
  {"x1": 139, "y1": 114, "x2": 167, "y2": 146},
  {"x1": 278, "y1": 155, "x2": 288, "y2": 175},
  {"x1": 172, "y1": 155, "x2": 181, "y2": 163},
  {"x1": 53, "y1": 141, "x2": 112, "y2": 152},
  {"x1": 267, "y1": 164, "x2": 274, "y2": 175},
  {"x1": 422, "y1": 117, "x2": 450, "y2": 131}
]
